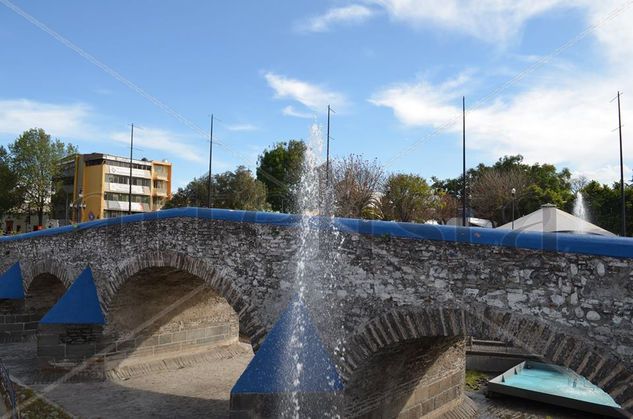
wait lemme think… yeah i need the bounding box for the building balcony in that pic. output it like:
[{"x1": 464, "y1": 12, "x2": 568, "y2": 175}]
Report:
[
  {"x1": 105, "y1": 183, "x2": 151, "y2": 195},
  {"x1": 106, "y1": 164, "x2": 151, "y2": 179},
  {"x1": 153, "y1": 188, "x2": 168, "y2": 196},
  {"x1": 104, "y1": 200, "x2": 150, "y2": 212}
]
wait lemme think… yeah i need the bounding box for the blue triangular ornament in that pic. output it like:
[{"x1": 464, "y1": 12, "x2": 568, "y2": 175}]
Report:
[
  {"x1": 0, "y1": 262, "x2": 25, "y2": 300},
  {"x1": 232, "y1": 295, "x2": 343, "y2": 394},
  {"x1": 40, "y1": 267, "x2": 105, "y2": 325}
]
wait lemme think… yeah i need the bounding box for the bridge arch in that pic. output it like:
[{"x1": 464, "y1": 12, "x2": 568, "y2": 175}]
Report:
[
  {"x1": 19, "y1": 259, "x2": 71, "y2": 317},
  {"x1": 341, "y1": 305, "x2": 633, "y2": 415},
  {"x1": 108, "y1": 251, "x2": 266, "y2": 348},
  {"x1": 22, "y1": 259, "x2": 73, "y2": 291}
]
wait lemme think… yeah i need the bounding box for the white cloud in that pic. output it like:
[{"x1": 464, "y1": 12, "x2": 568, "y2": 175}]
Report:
[
  {"x1": 0, "y1": 99, "x2": 93, "y2": 139},
  {"x1": 282, "y1": 105, "x2": 314, "y2": 119},
  {"x1": 298, "y1": 4, "x2": 376, "y2": 32},
  {"x1": 369, "y1": 73, "x2": 471, "y2": 126},
  {"x1": 110, "y1": 128, "x2": 205, "y2": 163},
  {"x1": 225, "y1": 123, "x2": 258, "y2": 132},
  {"x1": 372, "y1": 71, "x2": 632, "y2": 183},
  {"x1": 369, "y1": 2, "x2": 633, "y2": 184},
  {"x1": 265, "y1": 72, "x2": 348, "y2": 115},
  {"x1": 368, "y1": 0, "x2": 587, "y2": 43}
]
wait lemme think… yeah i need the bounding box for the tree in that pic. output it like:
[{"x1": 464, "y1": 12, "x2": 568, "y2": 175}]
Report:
[
  {"x1": 381, "y1": 174, "x2": 433, "y2": 222},
  {"x1": 471, "y1": 168, "x2": 528, "y2": 226},
  {"x1": 0, "y1": 146, "x2": 21, "y2": 220},
  {"x1": 433, "y1": 155, "x2": 574, "y2": 224},
  {"x1": 9, "y1": 128, "x2": 76, "y2": 226},
  {"x1": 215, "y1": 166, "x2": 270, "y2": 211},
  {"x1": 432, "y1": 190, "x2": 459, "y2": 224},
  {"x1": 571, "y1": 176, "x2": 589, "y2": 195},
  {"x1": 256, "y1": 140, "x2": 306, "y2": 212},
  {"x1": 581, "y1": 181, "x2": 633, "y2": 236},
  {"x1": 165, "y1": 166, "x2": 270, "y2": 211},
  {"x1": 332, "y1": 154, "x2": 384, "y2": 218}
]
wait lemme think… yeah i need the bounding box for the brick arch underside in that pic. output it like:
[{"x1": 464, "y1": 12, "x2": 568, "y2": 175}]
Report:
[
  {"x1": 108, "y1": 251, "x2": 266, "y2": 349},
  {"x1": 341, "y1": 305, "x2": 633, "y2": 412},
  {"x1": 22, "y1": 259, "x2": 73, "y2": 291}
]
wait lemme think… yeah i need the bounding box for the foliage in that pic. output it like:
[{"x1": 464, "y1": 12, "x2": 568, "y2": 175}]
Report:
[
  {"x1": 381, "y1": 174, "x2": 433, "y2": 222},
  {"x1": 165, "y1": 166, "x2": 270, "y2": 211},
  {"x1": 433, "y1": 155, "x2": 574, "y2": 226},
  {"x1": 16, "y1": 384, "x2": 72, "y2": 419},
  {"x1": 8, "y1": 128, "x2": 76, "y2": 226},
  {"x1": 581, "y1": 181, "x2": 633, "y2": 236},
  {"x1": 0, "y1": 146, "x2": 21, "y2": 219},
  {"x1": 465, "y1": 370, "x2": 491, "y2": 391},
  {"x1": 332, "y1": 154, "x2": 384, "y2": 218},
  {"x1": 471, "y1": 167, "x2": 528, "y2": 225},
  {"x1": 431, "y1": 190, "x2": 460, "y2": 224},
  {"x1": 256, "y1": 140, "x2": 306, "y2": 212}
]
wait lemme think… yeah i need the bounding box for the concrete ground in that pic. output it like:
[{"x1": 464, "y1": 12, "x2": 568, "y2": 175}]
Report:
[
  {"x1": 0, "y1": 340, "x2": 254, "y2": 418},
  {"x1": 32, "y1": 346, "x2": 253, "y2": 419},
  {"x1": 0, "y1": 340, "x2": 622, "y2": 418}
]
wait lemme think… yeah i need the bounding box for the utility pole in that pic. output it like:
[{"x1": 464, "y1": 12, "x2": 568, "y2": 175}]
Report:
[
  {"x1": 617, "y1": 92, "x2": 626, "y2": 236},
  {"x1": 208, "y1": 114, "x2": 214, "y2": 208},
  {"x1": 129, "y1": 123, "x2": 134, "y2": 215},
  {"x1": 462, "y1": 96, "x2": 467, "y2": 227},
  {"x1": 326, "y1": 105, "x2": 334, "y2": 186}
]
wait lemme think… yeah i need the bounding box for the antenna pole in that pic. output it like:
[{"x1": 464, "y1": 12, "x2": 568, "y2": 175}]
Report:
[
  {"x1": 208, "y1": 114, "x2": 214, "y2": 208},
  {"x1": 326, "y1": 105, "x2": 331, "y2": 186},
  {"x1": 462, "y1": 96, "x2": 466, "y2": 227},
  {"x1": 129, "y1": 123, "x2": 134, "y2": 215},
  {"x1": 618, "y1": 92, "x2": 626, "y2": 236}
]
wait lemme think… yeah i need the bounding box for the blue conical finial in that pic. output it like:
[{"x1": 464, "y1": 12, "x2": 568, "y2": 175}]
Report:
[
  {"x1": 40, "y1": 267, "x2": 105, "y2": 325},
  {"x1": 0, "y1": 262, "x2": 25, "y2": 300},
  {"x1": 232, "y1": 294, "x2": 343, "y2": 394}
]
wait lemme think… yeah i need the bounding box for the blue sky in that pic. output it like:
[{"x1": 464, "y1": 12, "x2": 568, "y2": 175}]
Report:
[{"x1": 1, "y1": 0, "x2": 632, "y2": 188}]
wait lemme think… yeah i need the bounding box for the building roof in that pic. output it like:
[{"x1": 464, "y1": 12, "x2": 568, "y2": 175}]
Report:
[{"x1": 497, "y1": 204, "x2": 615, "y2": 236}]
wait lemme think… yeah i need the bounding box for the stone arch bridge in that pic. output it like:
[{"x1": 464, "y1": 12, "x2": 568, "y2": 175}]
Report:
[{"x1": 1, "y1": 208, "x2": 633, "y2": 417}]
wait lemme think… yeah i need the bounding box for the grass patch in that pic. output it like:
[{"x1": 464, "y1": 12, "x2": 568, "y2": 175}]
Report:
[
  {"x1": 14, "y1": 384, "x2": 71, "y2": 419},
  {"x1": 465, "y1": 370, "x2": 491, "y2": 391}
]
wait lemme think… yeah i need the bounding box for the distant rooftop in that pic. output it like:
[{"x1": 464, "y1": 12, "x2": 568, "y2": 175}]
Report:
[{"x1": 61, "y1": 153, "x2": 171, "y2": 166}]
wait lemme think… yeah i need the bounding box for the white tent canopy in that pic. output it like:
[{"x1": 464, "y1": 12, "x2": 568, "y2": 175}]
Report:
[{"x1": 497, "y1": 204, "x2": 615, "y2": 236}]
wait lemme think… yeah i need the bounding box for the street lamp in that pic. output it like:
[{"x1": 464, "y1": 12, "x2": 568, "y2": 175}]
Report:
[
  {"x1": 69, "y1": 191, "x2": 86, "y2": 223},
  {"x1": 511, "y1": 188, "x2": 516, "y2": 230}
]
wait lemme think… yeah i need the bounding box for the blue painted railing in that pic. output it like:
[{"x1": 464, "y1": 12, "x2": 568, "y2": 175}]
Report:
[{"x1": 0, "y1": 207, "x2": 631, "y2": 259}]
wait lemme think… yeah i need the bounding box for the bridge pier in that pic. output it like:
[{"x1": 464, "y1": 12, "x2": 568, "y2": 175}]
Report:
[
  {"x1": 37, "y1": 324, "x2": 105, "y2": 380},
  {"x1": 343, "y1": 337, "x2": 475, "y2": 418},
  {"x1": 0, "y1": 299, "x2": 40, "y2": 343}
]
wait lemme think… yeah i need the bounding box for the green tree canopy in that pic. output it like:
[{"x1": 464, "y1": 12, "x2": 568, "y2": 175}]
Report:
[
  {"x1": 381, "y1": 174, "x2": 433, "y2": 222},
  {"x1": 0, "y1": 146, "x2": 21, "y2": 220},
  {"x1": 165, "y1": 166, "x2": 270, "y2": 211},
  {"x1": 581, "y1": 181, "x2": 633, "y2": 236},
  {"x1": 433, "y1": 155, "x2": 574, "y2": 225},
  {"x1": 256, "y1": 140, "x2": 306, "y2": 212},
  {"x1": 8, "y1": 128, "x2": 76, "y2": 226}
]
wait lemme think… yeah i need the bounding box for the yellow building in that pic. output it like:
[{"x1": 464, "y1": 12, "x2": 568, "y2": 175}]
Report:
[{"x1": 55, "y1": 153, "x2": 172, "y2": 222}]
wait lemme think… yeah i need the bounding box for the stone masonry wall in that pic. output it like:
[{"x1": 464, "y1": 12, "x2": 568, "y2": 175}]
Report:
[
  {"x1": 344, "y1": 337, "x2": 465, "y2": 418},
  {"x1": 1, "y1": 216, "x2": 633, "y2": 398}
]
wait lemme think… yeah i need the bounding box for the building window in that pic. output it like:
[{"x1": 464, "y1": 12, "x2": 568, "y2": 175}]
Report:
[
  {"x1": 105, "y1": 174, "x2": 150, "y2": 187},
  {"x1": 104, "y1": 192, "x2": 150, "y2": 204},
  {"x1": 154, "y1": 165, "x2": 168, "y2": 177},
  {"x1": 105, "y1": 159, "x2": 151, "y2": 171}
]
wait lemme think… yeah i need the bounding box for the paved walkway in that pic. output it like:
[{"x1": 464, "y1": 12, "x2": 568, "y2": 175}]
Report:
[{"x1": 0, "y1": 340, "x2": 621, "y2": 418}]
